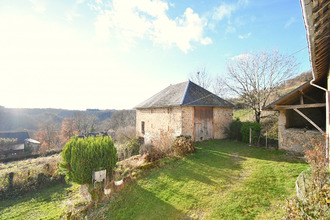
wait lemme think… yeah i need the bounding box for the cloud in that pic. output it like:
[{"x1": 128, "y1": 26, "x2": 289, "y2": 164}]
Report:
[
  {"x1": 212, "y1": 3, "x2": 234, "y2": 21},
  {"x1": 29, "y1": 0, "x2": 46, "y2": 13},
  {"x1": 225, "y1": 26, "x2": 236, "y2": 34},
  {"x1": 238, "y1": 32, "x2": 251, "y2": 39},
  {"x1": 285, "y1": 17, "x2": 296, "y2": 28},
  {"x1": 231, "y1": 53, "x2": 252, "y2": 61},
  {"x1": 91, "y1": 0, "x2": 211, "y2": 53},
  {"x1": 212, "y1": 0, "x2": 248, "y2": 21}
]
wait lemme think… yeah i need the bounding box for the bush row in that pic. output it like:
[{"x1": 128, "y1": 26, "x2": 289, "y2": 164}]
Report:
[{"x1": 226, "y1": 119, "x2": 261, "y2": 144}]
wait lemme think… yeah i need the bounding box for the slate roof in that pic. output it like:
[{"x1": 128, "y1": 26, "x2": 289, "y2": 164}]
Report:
[
  {"x1": 0, "y1": 131, "x2": 30, "y2": 144},
  {"x1": 135, "y1": 81, "x2": 234, "y2": 109}
]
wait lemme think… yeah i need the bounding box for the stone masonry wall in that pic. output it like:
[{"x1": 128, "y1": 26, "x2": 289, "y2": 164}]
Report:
[
  {"x1": 136, "y1": 107, "x2": 182, "y2": 144},
  {"x1": 213, "y1": 107, "x2": 233, "y2": 139},
  {"x1": 278, "y1": 110, "x2": 325, "y2": 152},
  {"x1": 181, "y1": 106, "x2": 194, "y2": 139}
]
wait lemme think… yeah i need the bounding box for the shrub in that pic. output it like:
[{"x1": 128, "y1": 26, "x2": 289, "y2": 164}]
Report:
[
  {"x1": 139, "y1": 144, "x2": 164, "y2": 162},
  {"x1": 60, "y1": 136, "x2": 117, "y2": 185},
  {"x1": 225, "y1": 119, "x2": 242, "y2": 141},
  {"x1": 284, "y1": 142, "x2": 330, "y2": 219},
  {"x1": 240, "y1": 121, "x2": 261, "y2": 144},
  {"x1": 172, "y1": 135, "x2": 195, "y2": 156},
  {"x1": 114, "y1": 126, "x2": 136, "y2": 144},
  {"x1": 116, "y1": 138, "x2": 140, "y2": 161}
]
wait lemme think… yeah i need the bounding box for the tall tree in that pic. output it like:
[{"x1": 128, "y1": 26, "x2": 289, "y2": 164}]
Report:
[
  {"x1": 189, "y1": 66, "x2": 212, "y2": 90},
  {"x1": 61, "y1": 118, "x2": 79, "y2": 144},
  {"x1": 225, "y1": 49, "x2": 297, "y2": 123},
  {"x1": 35, "y1": 120, "x2": 61, "y2": 151}
]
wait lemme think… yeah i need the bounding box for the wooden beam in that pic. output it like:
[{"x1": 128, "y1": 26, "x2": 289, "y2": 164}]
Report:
[
  {"x1": 274, "y1": 103, "x2": 326, "y2": 110},
  {"x1": 293, "y1": 109, "x2": 324, "y2": 133},
  {"x1": 300, "y1": 91, "x2": 319, "y2": 103},
  {"x1": 300, "y1": 92, "x2": 304, "y2": 104}
]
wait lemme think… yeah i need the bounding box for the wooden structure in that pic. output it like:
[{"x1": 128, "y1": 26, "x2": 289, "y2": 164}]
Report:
[
  {"x1": 265, "y1": 0, "x2": 329, "y2": 153},
  {"x1": 135, "y1": 81, "x2": 234, "y2": 143}
]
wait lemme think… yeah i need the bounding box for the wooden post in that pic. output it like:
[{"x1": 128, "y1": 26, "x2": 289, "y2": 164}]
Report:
[
  {"x1": 249, "y1": 128, "x2": 252, "y2": 146},
  {"x1": 266, "y1": 131, "x2": 268, "y2": 148}
]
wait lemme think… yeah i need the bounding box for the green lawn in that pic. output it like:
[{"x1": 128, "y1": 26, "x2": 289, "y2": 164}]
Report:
[
  {"x1": 92, "y1": 140, "x2": 308, "y2": 219},
  {"x1": 0, "y1": 183, "x2": 81, "y2": 219},
  {"x1": 0, "y1": 140, "x2": 308, "y2": 219}
]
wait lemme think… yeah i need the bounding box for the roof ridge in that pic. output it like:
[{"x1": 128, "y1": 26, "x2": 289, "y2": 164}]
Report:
[{"x1": 180, "y1": 81, "x2": 190, "y2": 105}]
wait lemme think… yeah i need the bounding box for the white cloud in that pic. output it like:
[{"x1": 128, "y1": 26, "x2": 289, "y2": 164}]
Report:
[
  {"x1": 238, "y1": 32, "x2": 251, "y2": 39},
  {"x1": 285, "y1": 17, "x2": 296, "y2": 28},
  {"x1": 91, "y1": 0, "x2": 211, "y2": 53},
  {"x1": 231, "y1": 53, "x2": 252, "y2": 61},
  {"x1": 212, "y1": 4, "x2": 234, "y2": 21},
  {"x1": 212, "y1": 0, "x2": 248, "y2": 21},
  {"x1": 225, "y1": 26, "x2": 236, "y2": 34},
  {"x1": 29, "y1": 0, "x2": 46, "y2": 13}
]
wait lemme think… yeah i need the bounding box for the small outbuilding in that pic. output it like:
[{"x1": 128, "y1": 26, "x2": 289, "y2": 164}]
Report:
[
  {"x1": 0, "y1": 131, "x2": 40, "y2": 156},
  {"x1": 135, "y1": 81, "x2": 234, "y2": 144},
  {"x1": 265, "y1": 0, "x2": 329, "y2": 153}
]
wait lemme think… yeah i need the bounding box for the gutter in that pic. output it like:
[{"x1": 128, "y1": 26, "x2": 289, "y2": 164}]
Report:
[{"x1": 301, "y1": 0, "x2": 329, "y2": 160}]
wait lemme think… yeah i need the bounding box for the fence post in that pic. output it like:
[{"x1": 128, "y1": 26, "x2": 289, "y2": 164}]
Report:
[
  {"x1": 249, "y1": 128, "x2": 252, "y2": 146},
  {"x1": 266, "y1": 131, "x2": 268, "y2": 148}
]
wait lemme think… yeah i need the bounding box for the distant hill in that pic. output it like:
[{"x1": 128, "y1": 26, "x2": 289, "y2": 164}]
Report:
[{"x1": 0, "y1": 107, "x2": 116, "y2": 132}]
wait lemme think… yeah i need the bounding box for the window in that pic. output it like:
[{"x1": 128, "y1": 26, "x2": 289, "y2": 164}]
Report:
[{"x1": 141, "y1": 121, "x2": 145, "y2": 135}]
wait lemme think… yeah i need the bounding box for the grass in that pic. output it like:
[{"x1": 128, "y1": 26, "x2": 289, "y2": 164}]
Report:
[
  {"x1": 90, "y1": 139, "x2": 308, "y2": 219},
  {"x1": 0, "y1": 183, "x2": 81, "y2": 219},
  {"x1": 0, "y1": 140, "x2": 307, "y2": 219},
  {"x1": 233, "y1": 109, "x2": 254, "y2": 121}
]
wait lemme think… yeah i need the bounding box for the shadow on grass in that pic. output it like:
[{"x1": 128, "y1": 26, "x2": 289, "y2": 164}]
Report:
[
  {"x1": 103, "y1": 184, "x2": 186, "y2": 220},
  {"x1": 0, "y1": 182, "x2": 72, "y2": 211},
  {"x1": 196, "y1": 139, "x2": 306, "y2": 164}
]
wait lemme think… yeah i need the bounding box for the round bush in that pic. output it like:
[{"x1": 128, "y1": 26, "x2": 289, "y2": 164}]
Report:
[
  {"x1": 225, "y1": 119, "x2": 243, "y2": 140},
  {"x1": 240, "y1": 122, "x2": 261, "y2": 144},
  {"x1": 60, "y1": 136, "x2": 117, "y2": 185}
]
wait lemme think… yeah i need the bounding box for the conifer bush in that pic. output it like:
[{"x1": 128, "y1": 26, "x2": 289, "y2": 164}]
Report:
[{"x1": 60, "y1": 136, "x2": 117, "y2": 185}]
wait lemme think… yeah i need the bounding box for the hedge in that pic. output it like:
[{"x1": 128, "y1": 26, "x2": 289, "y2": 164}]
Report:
[{"x1": 241, "y1": 122, "x2": 261, "y2": 144}]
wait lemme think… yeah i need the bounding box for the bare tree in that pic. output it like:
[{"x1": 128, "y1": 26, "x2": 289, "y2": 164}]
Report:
[
  {"x1": 97, "y1": 110, "x2": 136, "y2": 132},
  {"x1": 35, "y1": 120, "x2": 61, "y2": 151},
  {"x1": 189, "y1": 66, "x2": 212, "y2": 90},
  {"x1": 212, "y1": 74, "x2": 228, "y2": 97},
  {"x1": 225, "y1": 49, "x2": 297, "y2": 123},
  {"x1": 72, "y1": 112, "x2": 99, "y2": 134}
]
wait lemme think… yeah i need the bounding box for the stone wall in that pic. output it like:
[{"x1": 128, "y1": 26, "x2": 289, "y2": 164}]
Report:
[
  {"x1": 181, "y1": 106, "x2": 194, "y2": 138},
  {"x1": 278, "y1": 110, "x2": 325, "y2": 152},
  {"x1": 213, "y1": 107, "x2": 233, "y2": 139},
  {"x1": 136, "y1": 106, "x2": 233, "y2": 143},
  {"x1": 136, "y1": 107, "x2": 182, "y2": 144}
]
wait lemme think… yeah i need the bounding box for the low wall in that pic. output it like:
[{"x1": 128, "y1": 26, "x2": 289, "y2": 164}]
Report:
[{"x1": 279, "y1": 128, "x2": 325, "y2": 152}]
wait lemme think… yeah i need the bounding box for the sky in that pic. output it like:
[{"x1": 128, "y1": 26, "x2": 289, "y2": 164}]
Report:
[{"x1": 0, "y1": 0, "x2": 311, "y2": 110}]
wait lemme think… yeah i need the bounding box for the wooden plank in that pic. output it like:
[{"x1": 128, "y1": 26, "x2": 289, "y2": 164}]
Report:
[
  {"x1": 274, "y1": 103, "x2": 325, "y2": 110},
  {"x1": 293, "y1": 109, "x2": 324, "y2": 133},
  {"x1": 300, "y1": 93, "x2": 304, "y2": 104}
]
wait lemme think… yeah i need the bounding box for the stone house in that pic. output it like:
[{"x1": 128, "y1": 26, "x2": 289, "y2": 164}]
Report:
[
  {"x1": 265, "y1": 0, "x2": 329, "y2": 153},
  {"x1": 135, "y1": 81, "x2": 234, "y2": 144}
]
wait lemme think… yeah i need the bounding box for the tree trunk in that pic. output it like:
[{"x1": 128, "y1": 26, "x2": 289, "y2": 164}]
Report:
[{"x1": 255, "y1": 111, "x2": 261, "y2": 123}]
